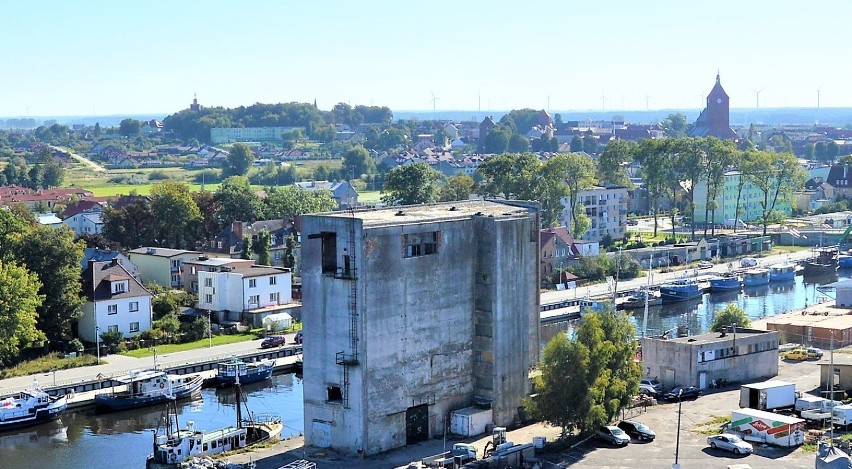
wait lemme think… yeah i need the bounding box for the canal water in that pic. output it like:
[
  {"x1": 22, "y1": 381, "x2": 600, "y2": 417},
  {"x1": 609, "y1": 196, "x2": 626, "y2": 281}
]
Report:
[
  {"x1": 542, "y1": 271, "x2": 848, "y2": 345},
  {"x1": 2, "y1": 373, "x2": 304, "y2": 469}
]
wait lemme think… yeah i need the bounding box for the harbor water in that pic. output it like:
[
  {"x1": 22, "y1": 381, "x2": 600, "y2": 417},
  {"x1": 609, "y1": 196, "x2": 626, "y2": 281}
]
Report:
[
  {"x1": 2, "y1": 373, "x2": 304, "y2": 469},
  {"x1": 542, "y1": 271, "x2": 847, "y2": 345}
]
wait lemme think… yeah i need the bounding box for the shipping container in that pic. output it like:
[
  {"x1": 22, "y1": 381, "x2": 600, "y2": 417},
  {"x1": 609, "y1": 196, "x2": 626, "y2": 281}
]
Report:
[
  {"x1": 739, "y1": 380, "x2": 796, "y2": 411},
  {"x1": 450, "y1": 407, "x2": 493, "y2": 437}
]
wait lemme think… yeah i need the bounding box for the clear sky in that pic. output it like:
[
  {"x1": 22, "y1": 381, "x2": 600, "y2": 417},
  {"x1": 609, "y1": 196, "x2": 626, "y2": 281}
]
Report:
[{"x1": 2, "y1": 0, "x2": 850, "y2": 117}]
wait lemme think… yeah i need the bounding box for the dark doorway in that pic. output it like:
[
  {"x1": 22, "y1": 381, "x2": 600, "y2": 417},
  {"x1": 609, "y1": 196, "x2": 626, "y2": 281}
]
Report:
[{"x1": 405, "y1": 405, "x2": 429, "y2": 445}]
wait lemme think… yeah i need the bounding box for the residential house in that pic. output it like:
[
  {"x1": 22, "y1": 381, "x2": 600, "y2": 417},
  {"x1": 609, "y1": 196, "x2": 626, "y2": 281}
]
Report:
[
  {"x1": 826, "y1": 164, "x2": 852, "y2": 199},
  {"x1": 36, "y1": 212, "x2": 64, "y2": 228},
  {"x1": 693, "y1": 171, "x2": 791, "y2": 225},
  {"x1": 210, "y1": 126, "x2": 304, "y2": 144},
  {"x1": 293, "y1": 180, "x2": 359, "y2": 208},
  {"x1": 81, "y1": 248, "x2": 139, "y2": 280},
  {"x1": 0, "y1": 186, "x2": 93, "y2": 210},
  {"x1": 59, "y1": 199, "x2": 105, "y2": 220},
  {"x1": 561, "y1": 185, "x2": 630, "y2": 242},
  {"x1": 127, "y1": 247, "x2": 202, "y2": 288},
  {"x1": 63, "y1": 210, "x2": 103, "y2": 236},
  {"x1": 207, "y1": 220, "x2": 299, "y2": 268},
  {"x1": 182, "y1": 256, "x2": 255, "y2": 294},
  {"x1": 78, "y1": 259, "x2": 153, "y2": 343},
  {"x1": 196, "y1": 265, "x2": 293, "y2": 327},
  {"x1": 540, "y1": 226, "x2": 579, "y2": 284}
]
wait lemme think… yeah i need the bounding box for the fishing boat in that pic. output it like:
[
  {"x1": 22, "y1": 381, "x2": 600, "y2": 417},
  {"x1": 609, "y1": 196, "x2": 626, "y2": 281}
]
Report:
[
  {"x1": 620, "y1": 288, "x2": 662, "y2": 309},
  {"x1": 803, "y1": 246, "x2": 839, "y2": 275},
  {"x1": 708, "y1": 272, "x2": 741, "y2": 292},
  {"x1": 769, "y1": 262, "x2": 798, "y2": 281},
  {"x1": 215, "y1": 358, "x2": 275, "y2": 386},
  {"x1": 145, "y1": 378, "x2": 282, "y2": 468},
  {"x1": 95, "y1": 369, "x2": 203, "y2": 411},
  {"x1": 839, "y1": 255, "x2": 852, "y2": 269},
  {"x1": 659, "y1": 278, "x2": 703, "y2": 303},
  {"x1": 743, "y1": 268, "x2": 770, "y2": 287},
  {"x1": 0, "y1": 382, "x2": 67, "y2": 431}
]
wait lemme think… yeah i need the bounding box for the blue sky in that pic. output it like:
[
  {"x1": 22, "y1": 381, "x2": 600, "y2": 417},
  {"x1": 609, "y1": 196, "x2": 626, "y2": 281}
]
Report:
[{"x1": 1, "y1": 1, "x2": 849, "y2": 116}]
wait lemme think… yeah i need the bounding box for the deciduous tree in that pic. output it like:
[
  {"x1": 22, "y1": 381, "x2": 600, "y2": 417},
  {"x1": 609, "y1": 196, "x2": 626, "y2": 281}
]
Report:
[
  {"x1": 256, "y1": 229, "x2": 271, "y2": 265},
  {"x1": 0, "y1": 260, "x2": 45, "y2": 365},
  {"x1": 381, "y1": 162, "x2": 442, "y2": 206},
  {"x1": 263, "y1": 186, "x2": 337, "y2": 220},
  {"x1": 102, "y1": 198, "x2": 156, "y2": 249},
  {"x1": 598, "y1": 140, "x2": 634, "y2": 187},
  {"x1": 438, "y1": 175, "x2": 475, "y2": 202},
  {"x1": 150, "y1": 182, "x2": 202, "y2": 249},
  {"x1": 746, "y1": 151, "x2": 806, "y2": 235},
  {"x1": 214, "y1": 176, "x2": 263, "y2": 224},
  {"x1": 343, "y1": 145, "x2": 374, "y2": 179},
  {"x1": 710, "y1": 304, "x2": 751, "y2": 332},
  {"x1": 222, "y1": 143, "x2": 254, "y2": 177}
]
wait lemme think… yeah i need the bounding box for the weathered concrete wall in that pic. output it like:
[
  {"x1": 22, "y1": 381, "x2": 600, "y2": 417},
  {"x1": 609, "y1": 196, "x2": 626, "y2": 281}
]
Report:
[{"x1": 642, "y1": 332, "x2": 779, "y2": 389}]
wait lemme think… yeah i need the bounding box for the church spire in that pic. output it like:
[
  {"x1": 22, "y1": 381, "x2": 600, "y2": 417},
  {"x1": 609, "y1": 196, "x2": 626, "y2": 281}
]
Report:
[{"x1": 716, "y1": 69, "x2": 720, "y2": 85}]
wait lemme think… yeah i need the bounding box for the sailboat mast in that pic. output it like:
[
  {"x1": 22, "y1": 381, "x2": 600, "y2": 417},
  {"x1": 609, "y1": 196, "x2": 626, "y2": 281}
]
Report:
[
  {"x1": 235, "y1": 375, "x2": 242, "y2": 429},
  {"x1": 642, "y1": 250, "x2": 654, "y2": 338}
]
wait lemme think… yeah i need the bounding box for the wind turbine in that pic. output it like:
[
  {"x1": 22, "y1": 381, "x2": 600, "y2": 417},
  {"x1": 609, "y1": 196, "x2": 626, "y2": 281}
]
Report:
[
  {"x1": 429, "y1": 92, "x2": 440, "y2": 111},
  {"x1": 752, "y1": 88, "x2": 764, "y2": 109},
  {"x1": 817, "y1": 86, "x2": 823, "y2": 108},
  {"x1": 645, "y1": 94, "x2": 650, "y2": 111},
  {"x1": 600, "y1": 92, "x2": 606, "y2": 112}
]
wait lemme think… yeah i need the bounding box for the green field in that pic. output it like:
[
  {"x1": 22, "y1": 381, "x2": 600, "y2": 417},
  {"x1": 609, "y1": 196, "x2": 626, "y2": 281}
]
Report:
[{"x1": 359, "y1": 190, "x2": 382, "y2": 203}]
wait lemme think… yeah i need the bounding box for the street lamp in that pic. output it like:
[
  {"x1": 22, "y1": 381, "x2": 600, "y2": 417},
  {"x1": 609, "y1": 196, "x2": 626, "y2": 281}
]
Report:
[
  {"x1": 674, "y1": 388, "x2": 684, "y2": 468},
  {"x1": 95, "y1": 325, "x2": 101, "y2": 365},
  {"x1": 208, "y1": 310, "x2": 213, "y2": 348}
]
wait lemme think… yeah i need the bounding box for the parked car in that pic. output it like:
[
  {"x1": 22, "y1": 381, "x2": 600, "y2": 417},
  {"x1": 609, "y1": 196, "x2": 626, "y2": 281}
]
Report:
[
  {"x1": 294, "y1": 331, "x2": 303, "y2": 345},
  {"x1": 617, "y1": 420, "x2": 656, "y2": 441},
  {"x1": 664, "y1": 386, "x2": 701, "y2": 401},
  {"x1": 807, "y1": 347, "x2": 824, "y2": 359},
  {"x1": 783, "y1": 349, "x2": 809, "y2": 361},
  {"x1": 640, "y1": 378, "x2": 664, "y2": 393},
  {"x1": 697, "y1": 261, "x2": 714, "y2": 269},
  {"x1": 638, "y1": 384, "x2": 659, "y2": 396},
  {"x1": 778, "y1": 343, "x2": 803, "y2": 353},
  {"x1": 707, "y1": 433, "x2": 753, "y2": 455},
  {"x1": 626, "y1": 219, "x2": 639, "y2": 226},
  {"x1": 596, "y1": 425, "x2": 630, "y2": 446},
  {"x1": 261, "y1": 335, "x2": 286, "y2": 348}
]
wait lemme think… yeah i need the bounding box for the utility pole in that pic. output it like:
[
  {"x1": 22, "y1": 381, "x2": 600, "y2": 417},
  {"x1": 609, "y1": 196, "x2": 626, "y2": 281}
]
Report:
[
  {"x1": 831, "y1": 329, "x2": 835, "y2": 445},
  {"x1": 208, "y1": 310, "x2": 213, "y2": 348},
  {"x1": 613, "y1": 247, "x2": 623, "y2": 302},
  {"x1": 674, "y1": 389, "x2": 684, "y2": 468}
]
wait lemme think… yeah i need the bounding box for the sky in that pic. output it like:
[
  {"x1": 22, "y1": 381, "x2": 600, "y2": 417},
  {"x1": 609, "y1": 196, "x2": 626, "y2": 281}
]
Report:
[{"x1": 2, "y1": 0, "x2": 851, "y2": 117}]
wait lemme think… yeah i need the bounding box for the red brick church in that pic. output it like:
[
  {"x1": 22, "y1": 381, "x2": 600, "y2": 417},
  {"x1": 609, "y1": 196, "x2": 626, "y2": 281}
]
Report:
[{"x1": 688, "y1": 73, "x2": 738, "y2": 140}]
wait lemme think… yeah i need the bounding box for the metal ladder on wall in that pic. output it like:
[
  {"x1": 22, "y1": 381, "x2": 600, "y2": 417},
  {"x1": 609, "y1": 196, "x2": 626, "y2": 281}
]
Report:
[{"x1": 337, "y1": 210, "x2": 359, "y2": 409}]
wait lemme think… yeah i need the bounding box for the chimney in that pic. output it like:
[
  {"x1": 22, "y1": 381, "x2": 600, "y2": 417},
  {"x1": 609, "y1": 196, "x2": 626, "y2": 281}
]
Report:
[
  {"x1": 232, "y1": 221, "x2": 243, "y2": 241},
  {"x1": 111, "y1": 258, "x2": 119, "y2": 266}
]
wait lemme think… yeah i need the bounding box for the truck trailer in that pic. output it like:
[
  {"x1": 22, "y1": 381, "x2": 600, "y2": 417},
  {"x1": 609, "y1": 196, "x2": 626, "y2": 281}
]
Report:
[
  {"x1": 731, "y1": 408, "x2": 805, "y2": 447},
  {"x1": 739, "y1": 380, "x2": 796, "y2": 411}
]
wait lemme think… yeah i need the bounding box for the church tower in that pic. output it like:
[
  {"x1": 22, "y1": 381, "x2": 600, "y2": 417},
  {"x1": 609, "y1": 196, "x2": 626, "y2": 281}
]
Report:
[{"x1": 688, "y1": 72, "x2": 737, "y2": 140}]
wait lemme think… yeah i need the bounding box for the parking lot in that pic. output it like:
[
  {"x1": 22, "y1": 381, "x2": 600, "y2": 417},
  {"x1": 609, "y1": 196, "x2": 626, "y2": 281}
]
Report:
[{"x1": 543, "y1": 357, "x2": 823, "y2": 468}]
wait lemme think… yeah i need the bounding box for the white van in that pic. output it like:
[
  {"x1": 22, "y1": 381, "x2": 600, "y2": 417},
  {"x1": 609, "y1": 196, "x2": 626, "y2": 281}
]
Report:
[{"x1": 741, "y1": 258, "x2": 759, "y2": 268}]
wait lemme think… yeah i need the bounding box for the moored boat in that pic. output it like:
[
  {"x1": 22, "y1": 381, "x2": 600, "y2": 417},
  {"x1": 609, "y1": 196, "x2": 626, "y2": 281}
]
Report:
[
  {"x1": 743, "y1": 268, "x2": 770, "y2": 287},
  {"x1": 659, "y1": 278, "x2": 703, "y2": 303},
  {"x1": 95, "y1": 369, "x2": 203, "y2": 411},
  {"x1": 839, "y1": 255, "x2": 852, "y2": 269},
  {"x1": 708, "y1": 273, "x2": 741, "y2": 292},
  {"x1": 145, "y1": 379, "x2": 282, "y2": 468},
  {"x1": 769, "y1": 262, "x2": 798, "y2": 282},
  {"x1": 216, "y1": 358, "x2": 275, "y2": 386},
  {"x1": 0, "y1": 383, "x2": 67, "y2": 432},
  {"x1": 803, "y1": 246, "x2": 839, "y2": 275},
  {"x1": 621, "y1": 288, "x2": 662, "y2": 309}
]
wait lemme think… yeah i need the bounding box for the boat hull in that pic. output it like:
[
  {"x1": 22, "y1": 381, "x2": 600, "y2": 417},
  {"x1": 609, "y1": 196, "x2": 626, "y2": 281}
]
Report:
[
  {"x1": 216, "y1": 367, "x2": 273, "y2": 386},
  {"x1": 95, "y1": 384, "x2": 201, "y2": 411},
  {"x1": 659, "y1": 287, "x2": 702, "y2": 303},
  {"x1": 708, "y1": 277, "x2": 741, "y2": 291},
  {"x1": 621, "y1": 297, "x2": 662, "y2": 309},
  {"x1": 0, "y1": 405, "x2": 65, "y2": 432},
  {"x1": 839, "y1": 256, "x2": 852, "y2": 269},
  {"x1": 769, "y1": 269, "x2": 796, "y2": 282}
]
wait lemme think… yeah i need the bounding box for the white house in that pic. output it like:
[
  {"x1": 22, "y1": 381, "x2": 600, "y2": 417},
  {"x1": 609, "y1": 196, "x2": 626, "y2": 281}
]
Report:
[
  {"x1": 79, "y1": 259, "x2": 153, "y2": 343},
  {"x1": 36, "y1": 213, "x2": 64, "y2": 228},
  {"x1": 196, "y1": 266, "x2": 293, "y2": 327},
  {"x1": 63, "y1": 211, "x2": 103, "y2": 236}
]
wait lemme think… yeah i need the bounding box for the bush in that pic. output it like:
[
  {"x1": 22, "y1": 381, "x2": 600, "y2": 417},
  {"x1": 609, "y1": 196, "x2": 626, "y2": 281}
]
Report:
[
  {"x1": 67, "y1": 339, "x2": 84, "y2": 353},
  {"x1": 194, "y1": 169, "x2": 223, "y2": 184},
  {"x1": 100, "y1": 330, "x2": 124, "y2": 347},
  {"x1": 185, "y1": 317, "x2": 210, "y2": 342},
  {"x1": 147, "y1": 170, "x2": 171, "y2": 181}
]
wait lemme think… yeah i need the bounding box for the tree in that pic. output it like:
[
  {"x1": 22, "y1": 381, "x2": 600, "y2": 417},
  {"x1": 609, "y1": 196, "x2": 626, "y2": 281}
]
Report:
[
  {"x1": 439, "y1": 175, "x2": 475, "y2": 202},
  {"x1": 191, "y1": 190, "x2": 223, "y2": 247},
  {"x1": 570, "y1": 135, "x2": 583, "y2": 152},
  {"x1": 0, "y1": 260, "x2": 45, "y2": 365},
  {"x1": 256, "y1": 229, "x2": 271, "y2": 265},
  {"x1": 93, "y1": 122, "x2": 101, "y2": 137},
  {"x1": 343, "y1": 145, "x2": 374, "y2": 179},
  {"x1": 240, "y1": 235, "x2": 254, "y2": 260},
  {"x1": 102, "y1": 198, "x2": 156, "y2": 249},
  {"x1": 710, "y1": 304, "x2": 751, "y2": 332},
  {"x1": 283, "y1": 234, "x2": 297, "y2": 269},
  {"x1": 555, "y1": 153, "x2": 597, "y2": 238},
  {"x1": 634, "y1": 139, "x2": 668, "y2": 237},
  {"x1": 150, "y1": 182, "x2": 202, "y2": 249},
  {"x1": 582, "y1": 135, "x2": 598, "y2": 154},
  {"x1": 119, "y1": 118, "x2": 141, "y2": 137},
  {"x1": 222, "y1": 143, "x2": 254, "y2": 177},
  {"x1": 475, "y1": 153, "x2": 541, "y2": 201},
  {"x1": 598, "y1": 140, "x2": 634, "y2": 187},
  {"x1": 701, "y1": 138, "x2": 737, "y2": 237},
  {"x1": 263, "y1": 186, "x2": 337, "y2": 220},
  {"x1": 10, "y1": 225, "x2": 84, "y2": 347},
  {"x1": 381, "y1": 162, "x2": 442, "y2": 206},
  {"x1": 661, "y1": 113, "x2": 688, "y2": 138},
  {"x1": 484, "y1": 125, "x2": 512, "y2": 154},
  {"x1": 669, "y1": 138, "x2": 706, "y2": 239},
  {"x1": 0, "y1": 209, "x2": 32, "y2": 263},
  {"x1": 746, "y1": 151, "x2": 806, "y2": 235},
  {"x1": 214, "y1": 176, "x2": 263, "y2": 224},
  {"x1": 508, "y1": 134, "x2": 530, "y2": 153}
]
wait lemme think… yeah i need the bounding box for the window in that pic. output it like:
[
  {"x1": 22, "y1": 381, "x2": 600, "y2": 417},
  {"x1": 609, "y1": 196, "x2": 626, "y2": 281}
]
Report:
[
  {"x1": 204, "y1": 277, "x2": 213, "y2": 287},
  {"x1": 108, "y1": 325, "x2": 119, "y2": 333},
  {"x1": 129, "y1": 301, "x2": 139, "y2": 312},
  {"x1": 112, "y1": 281, "x2": 126, "y2": 294},
  {"x1": 327, "y1": 385, "x2": 343, "y2": 402},
  {"x1": 205, "y1": 294, "x2": 213, "y2": 303},
  {"x1": 107, "y1": 304, "x2": 118, "y2": 315},
  {"x1": 310, "y1": 232, "x2": 337, "y2": 274},
  {"x1": 190, "y1": 266, "x2": 196, "y2": 275},
  {"x1": 404, "y1": 231, "x2": 440, "y2": 258},
  {"x1": 270, "y1": 292, "x2": 279, "y2": 303},
  {"x1": 171, "y1": 274, "x2": 180, "y2": 284},
  {"x1": 129, "y1": 322, "x2": 139, "y2": 333},
  {"x1": 274, "y1": 251, "x2": 281, "y2": 260},
  {"x1": 249, "y1": 278, "x2": 257, "y2": 288},
  {"x1": 269, "y1": 276, "x2": 277, "y2": 285},
  {"x1": 249, "y1": 295, "x2": 260, "y2": 305}
]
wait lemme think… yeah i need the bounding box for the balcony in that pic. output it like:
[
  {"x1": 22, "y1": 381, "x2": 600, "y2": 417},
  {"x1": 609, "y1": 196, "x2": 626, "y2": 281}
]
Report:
[{"x1": 336, "y1": 351, "x2": 359, "y2": 366}]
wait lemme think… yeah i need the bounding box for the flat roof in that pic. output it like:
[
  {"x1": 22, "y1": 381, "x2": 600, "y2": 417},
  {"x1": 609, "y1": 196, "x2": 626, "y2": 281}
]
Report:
[
  {"x1": 230, "y1": 266, "x2": 290, "y2": 278},
  {"x1": 766, "y1": 310, "x2": 852, "y2": 329},
  {"x1": 741, "y1": 380, "x2": 794, "y2": 390},
  {"x1": 733, "y1": 407, "x2": 803, "y2": 424},
  {"x1": 185, "y1": 258, "x2": 248, "y2": 266},
  {"x1": 128, "y1": 247, "x2": 201, "y2": 258},
  {"x1": 314, "y1": 200, "x2": 534, "y2": 228},
  {"x1": 652, "y1": 329, "x2": 774, "y2": 346}
]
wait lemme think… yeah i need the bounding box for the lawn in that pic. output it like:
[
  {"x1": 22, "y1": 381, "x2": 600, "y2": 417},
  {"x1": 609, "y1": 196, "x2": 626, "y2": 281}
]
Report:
[
  {"x1": 120, "y1": 333, "x2": 258, "y2": 358},
  {"x1": 0, "y1": 353, "x2": 99, "y2": 379},
  {"x1": 81, "y1": 182, "x2": 224, "y2": 197},
  {"x1": 359, "y1": 190, "x2": 382, "y2": 203}
]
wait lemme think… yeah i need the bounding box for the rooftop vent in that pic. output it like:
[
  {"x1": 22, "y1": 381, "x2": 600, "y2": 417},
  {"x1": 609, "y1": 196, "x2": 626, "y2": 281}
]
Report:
[
  {"x1": 395, "y1": 210, "x2": 404, "y2": 216},
  {"x1": 449, "y1": 206, "x2": 457, "y2": 211}
]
